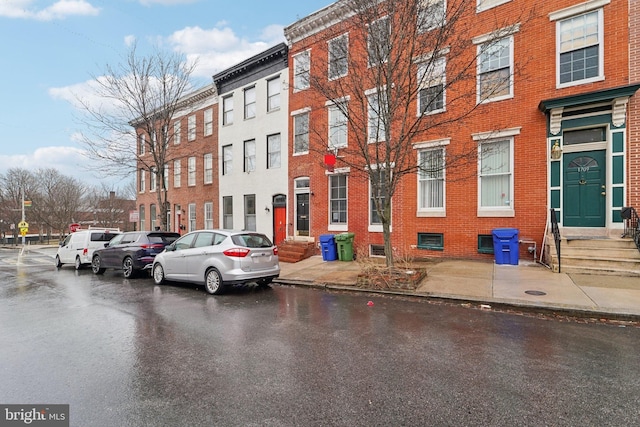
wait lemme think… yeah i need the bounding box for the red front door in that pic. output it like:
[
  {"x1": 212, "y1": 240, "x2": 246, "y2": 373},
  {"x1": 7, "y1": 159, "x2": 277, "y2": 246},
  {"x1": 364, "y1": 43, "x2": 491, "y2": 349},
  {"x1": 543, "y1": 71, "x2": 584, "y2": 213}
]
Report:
[{"x1": 274, "y1": 206, "x2": 287, "y2": 245}]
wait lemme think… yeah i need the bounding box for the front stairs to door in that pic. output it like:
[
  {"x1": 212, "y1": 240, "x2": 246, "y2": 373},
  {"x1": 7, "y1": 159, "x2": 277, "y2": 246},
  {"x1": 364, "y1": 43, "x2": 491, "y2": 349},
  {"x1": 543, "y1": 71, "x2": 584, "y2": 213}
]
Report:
[
  {"x1": 277, "y1": 240, "x2": 316, "y2": 263},
  {"x1": 546, "y1": 235, "x2": 640, "y2": 276}
]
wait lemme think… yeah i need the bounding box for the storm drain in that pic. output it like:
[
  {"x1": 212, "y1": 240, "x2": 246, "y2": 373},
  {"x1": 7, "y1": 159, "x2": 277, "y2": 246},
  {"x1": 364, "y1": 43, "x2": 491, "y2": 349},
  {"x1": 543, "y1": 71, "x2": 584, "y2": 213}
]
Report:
[{"x1": 525, "y1": 290, "x2": 547, "y2": 296}]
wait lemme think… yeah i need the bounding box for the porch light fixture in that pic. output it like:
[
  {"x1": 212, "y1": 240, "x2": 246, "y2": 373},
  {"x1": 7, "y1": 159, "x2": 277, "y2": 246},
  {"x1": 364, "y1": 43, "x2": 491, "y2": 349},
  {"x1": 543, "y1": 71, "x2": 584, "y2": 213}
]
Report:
[{"x1": 551, "y1": 142, "x2": 562, "y2": 160}]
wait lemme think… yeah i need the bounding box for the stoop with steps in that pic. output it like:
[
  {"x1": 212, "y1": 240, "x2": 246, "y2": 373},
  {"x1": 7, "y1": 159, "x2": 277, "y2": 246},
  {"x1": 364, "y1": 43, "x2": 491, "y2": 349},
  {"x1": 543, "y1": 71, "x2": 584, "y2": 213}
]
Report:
[
  {"x1": 546, "y1": 234, "x2": 640, "y2": 277},
  {"x1": 277, "y1": 239, "x2": 317, "y2": 263}
]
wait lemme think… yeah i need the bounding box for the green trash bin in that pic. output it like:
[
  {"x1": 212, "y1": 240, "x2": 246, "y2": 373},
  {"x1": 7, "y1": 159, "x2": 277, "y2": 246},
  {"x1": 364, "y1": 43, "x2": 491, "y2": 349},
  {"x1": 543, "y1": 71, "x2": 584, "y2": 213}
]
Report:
[{"x1": 335, "y1": 232, "x2": 355, "y2": 261}]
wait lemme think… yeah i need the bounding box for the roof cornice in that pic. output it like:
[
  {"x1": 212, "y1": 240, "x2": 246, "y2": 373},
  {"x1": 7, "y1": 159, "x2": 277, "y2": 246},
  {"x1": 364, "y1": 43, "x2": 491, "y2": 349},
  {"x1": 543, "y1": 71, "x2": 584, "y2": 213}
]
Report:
[{"x1": 284, "y1": 0, "x2": 354, "y2": 45}]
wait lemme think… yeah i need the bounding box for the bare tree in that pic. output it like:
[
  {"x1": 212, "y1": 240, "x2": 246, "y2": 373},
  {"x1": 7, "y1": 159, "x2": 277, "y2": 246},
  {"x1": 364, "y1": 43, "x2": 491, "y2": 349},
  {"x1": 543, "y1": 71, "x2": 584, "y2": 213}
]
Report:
[
  {"x1": 0, "y1": 169, "x2": 39, "y2": 243},
  {"x1": 292, "y1": 0, "x2": 534, "y2": 266},
  {"x1": 83, "y1": 183, "x2": 135, "y2": 230},
  {"x1": 75, "y1": 42, "x2": 204, "y2": 231}
]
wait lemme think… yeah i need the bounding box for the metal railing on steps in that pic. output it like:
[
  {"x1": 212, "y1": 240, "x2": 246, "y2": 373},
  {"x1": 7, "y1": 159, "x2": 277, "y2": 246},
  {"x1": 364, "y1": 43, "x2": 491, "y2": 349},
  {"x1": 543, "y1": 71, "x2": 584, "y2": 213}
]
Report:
[{"x1": 621, "y1": 206, "x2": 640, "y2": 252}]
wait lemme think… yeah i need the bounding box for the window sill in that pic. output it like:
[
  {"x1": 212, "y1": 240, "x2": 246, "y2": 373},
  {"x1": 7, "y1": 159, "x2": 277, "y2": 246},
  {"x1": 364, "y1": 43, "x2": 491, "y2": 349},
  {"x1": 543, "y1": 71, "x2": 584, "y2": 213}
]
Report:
[
  {"x1": 556, "y1": 75, "x2": 605, "y2": 89},
  {"x1": 477, "y1": 93, "x2": 514, "y2": 105},
  {"x1": 417, "y1": 210, "x2": 446, "y2": 217},
  {"x1": 328, "y1": 224, "x2": 348, "y2": 232},
  {"x1": 477, "y1": 209, "x2": 515, "y2": 218}
]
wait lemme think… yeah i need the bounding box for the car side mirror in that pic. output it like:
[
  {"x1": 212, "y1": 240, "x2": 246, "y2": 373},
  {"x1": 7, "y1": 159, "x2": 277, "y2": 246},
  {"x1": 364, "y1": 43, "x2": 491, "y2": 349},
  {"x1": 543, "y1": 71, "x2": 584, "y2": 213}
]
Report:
[
  {"x1": 104, "y1": 242, "x2": 109, "y2": 248},
  {"x1": 166, "y1": 243, "x2": 176, "y2": 252}
]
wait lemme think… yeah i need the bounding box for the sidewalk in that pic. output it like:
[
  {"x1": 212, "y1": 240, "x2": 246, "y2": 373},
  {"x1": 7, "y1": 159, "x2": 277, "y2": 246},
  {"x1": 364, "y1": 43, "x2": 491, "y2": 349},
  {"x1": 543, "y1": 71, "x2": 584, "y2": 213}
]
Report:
[{"x1": 275, "y1": 256, "x2": 640, "y2": 320}]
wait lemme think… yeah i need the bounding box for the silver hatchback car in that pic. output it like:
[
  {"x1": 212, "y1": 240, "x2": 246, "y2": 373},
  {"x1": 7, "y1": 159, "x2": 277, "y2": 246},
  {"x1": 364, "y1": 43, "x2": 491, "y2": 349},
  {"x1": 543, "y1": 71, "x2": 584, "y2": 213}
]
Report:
[{"x1": 152, "y1": 230, "x2": 280, "y2": 295}]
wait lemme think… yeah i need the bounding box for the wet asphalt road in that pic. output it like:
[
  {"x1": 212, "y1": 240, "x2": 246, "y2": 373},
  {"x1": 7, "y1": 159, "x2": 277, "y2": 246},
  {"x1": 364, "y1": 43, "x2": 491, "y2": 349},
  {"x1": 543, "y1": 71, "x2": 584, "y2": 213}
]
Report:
[{"x1": 1, "y1": 247, "x2": 640, "y2": 426}]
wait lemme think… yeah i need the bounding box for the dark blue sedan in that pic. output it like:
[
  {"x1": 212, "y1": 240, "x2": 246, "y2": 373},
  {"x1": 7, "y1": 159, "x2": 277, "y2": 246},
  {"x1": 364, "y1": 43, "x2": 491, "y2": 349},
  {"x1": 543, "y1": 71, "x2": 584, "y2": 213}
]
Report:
[{"x1": 91, "y1": 231, "x2": 180, "y2": 278}]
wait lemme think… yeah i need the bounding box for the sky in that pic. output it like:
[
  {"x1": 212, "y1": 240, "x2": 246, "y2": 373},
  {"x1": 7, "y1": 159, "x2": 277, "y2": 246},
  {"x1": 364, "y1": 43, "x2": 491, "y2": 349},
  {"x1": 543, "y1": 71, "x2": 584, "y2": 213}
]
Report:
[{"x1": 0, "y1": 0, "x2": 330, "y2": 189}]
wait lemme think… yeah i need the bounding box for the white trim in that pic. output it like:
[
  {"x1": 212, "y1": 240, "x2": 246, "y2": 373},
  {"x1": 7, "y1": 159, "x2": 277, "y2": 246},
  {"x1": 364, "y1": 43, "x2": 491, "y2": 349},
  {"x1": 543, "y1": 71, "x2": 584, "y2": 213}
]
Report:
[
  {"x1": 476, "y1": 0, "x2": 511, "y2": 13},
  {"x1": 472, "y1": 127, "x2": 521, "y2": 141},
  {"x1": 325, "y1": 95, "x2": 351, "y2": 106},
  {"x1": 549, "y1": 0, "x2": 610, "y2": 21},
  {"x1": 325, "y1": 167, "x2": 351, "y2": 175},
  {"x1": 327, "y1": 33, "x2": 349, "y2": 81},
  {"x1": 472, "y1": 24, "x2": 520, "y2": 45},
  {"x1": 475, "y1": 35, "x2": 515, "y2": 104},
  {"x1": 477, "y1": 136, "x2": 515, "y2": 217},
  {"x1": 291, "y1": 106, "x2": 311, "y2": 116},
  {"x1": 413, "y1": 138, "x2": 451, "y2": 149}
]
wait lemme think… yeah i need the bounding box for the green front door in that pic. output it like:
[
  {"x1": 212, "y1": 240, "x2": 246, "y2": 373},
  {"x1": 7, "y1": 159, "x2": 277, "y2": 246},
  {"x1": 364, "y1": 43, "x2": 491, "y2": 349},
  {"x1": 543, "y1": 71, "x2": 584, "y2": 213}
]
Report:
[{"x1": 563, "y1": 150, "x2": 606, "y2": 227}]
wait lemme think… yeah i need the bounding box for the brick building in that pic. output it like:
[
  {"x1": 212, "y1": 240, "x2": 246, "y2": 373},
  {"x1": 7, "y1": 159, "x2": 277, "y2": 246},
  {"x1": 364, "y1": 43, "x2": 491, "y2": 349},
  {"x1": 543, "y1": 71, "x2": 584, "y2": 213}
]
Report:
[
  {"x1": 284, "y1": 0, "x2": 639, "y2": 261},
  {"x1": 136, "y1": 84, "x2": 219, "y2": 233}
]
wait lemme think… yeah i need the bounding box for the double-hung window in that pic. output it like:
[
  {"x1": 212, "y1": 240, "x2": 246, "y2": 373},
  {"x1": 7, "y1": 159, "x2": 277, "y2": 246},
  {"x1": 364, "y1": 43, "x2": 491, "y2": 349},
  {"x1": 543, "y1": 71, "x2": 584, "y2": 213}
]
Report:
[
  {"x1": 139, "y1": 134, "x2": 145, "y2": 154},
  {"x1": 328, "y1": 33, "x2": 348, "y2": 80},
  {"x1": 163, "y1": 164, "x2": 169, "y2": 190},
  {"x1": 369, "y1": 169, "x2": 389, "y2": 230},
  {"x1": 187, "y1": 115, "x2": 196, "y2": 141},
  {"x1": 244, "y1": 195, "x2": 256, "y2": 231},
  {"x1": 293, "y1": 50, "x2": 310, "y2": 91},
  {"x1": 150, "y1": 167, "x2": 157, "y2": 192},
  {"x1": 139, "y1": 169, "x2": 145, "y2": 192},
  {"x1": 293, "y1": 110, "x2": 309, "y2": 154},
  {"x1": 418, "y1": 0, "x2": 446, "y2": 33},
  {"x1": 244, "y1": 86, "x2": 256, "y2": 119},
  {"x1": 329, "y1": 174, "x2": 347, "y2": 226},
  {"x1": 173, "y1": 121, "x2": 181, "y2": 145},
  {"x1": 204, "y1": 202, "x2": 214, "y2": 229},
  {"x1": 418, "y1": 56, "x2": 446, "y2": 114},
  {"x1": 267, "y1": 134, "x2": 281, "y2": 169},
  {"x1": 474, "y1": 127, "x2": 519, "y2": 216},
  {"x1": 187, "y1": 157, "x2": 196, "y2": 187},
  {"x1": 328, "y1": 103, "x2": 348, "y2": 149},
  {"x1": 244, "y1": 139, "x2": 256, "y2": 172},
  {"x1": 204, "y1": 153, "x2": 213, "y2": 184},
  {"x1": 223, "y1": 196, "x2": 233, "y2": 229},
  {"x1": 188, "y1": 203, "x2": 196, "y2": 232},
  {"x1": 222, "y1": 145, "x2": 232, "y2": 175},
  {"x1": 367, "y1": 89, "x2": 386, "y2": 142},
  {"x1": 222, "y1": 95, "x2": 233, "y2": 125},
  {"x1": 368, "y1": 16, "x2": 390, "y2": 67},
  {"x1": 554, "y1": 7, "x2": 603, "y2": 87},
  {"x1": 267, "y1": 77, "x2": 280, "y2": 111},
  {"x1": 418, "y1": 148, "x2": 445, "y2": 211},
  {"x1": 204, "y1": 108, "x2": 213, "y2": 136},
  {"x1": 476, "y1": 35, "x2": 513, "y2": 103},
  {"x1": 173, "y1": 159, "x2": 181, "y2": 188}
]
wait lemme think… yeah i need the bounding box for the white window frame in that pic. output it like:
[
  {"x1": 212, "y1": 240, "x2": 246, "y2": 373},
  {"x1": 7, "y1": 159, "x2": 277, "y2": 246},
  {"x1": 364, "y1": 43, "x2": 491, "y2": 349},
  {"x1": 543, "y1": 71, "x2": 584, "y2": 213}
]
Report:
[
  {"x1": 366, "y1": 88, "x2": 387, "y2": 143},
  {"x1": 174, "y1": 121, "x2": 181, "y2": 145},
  {"x1": 188, "y1": 203, "x2": 196, "y2": 232},
  {"x1": 328, "y1": 102, "x2": 348, "y2": 149},
  {"x1": 244, "y1": 86, "x2": 256, "y2": 120},
  {"x1": 244, "y1": 139, "x2": 256, "y2": 173},
  {"x1": 204, "y1": 202, "x2": 214, "y2": 229},
  {"x1": 222, "y1": 95, "x2": 233, "y2": 125},
  {"x1": 328, "y1": 33, "x2": 349, "y2": 80},
  {"x1": 139, "y1": 205, "x2": 146, "y2": 231},
  {"x1": 368, "y1": 167, "x2": 391, "y2": 233},
  {"x1": 368, "y1": 16, "x2": 390, "y2": 67},
  {"x1": 163, "y1": 163, "x2": 169, "y2": 191},
  {"x1": 139, "y1": 169, "x2": 145, "y2": 193},
  {"x1": 150, "y1": 167, "x2": 157, "y2": 192},
  {"x1": 188, "y1": 156, "x2": 196, "y2": 187},
  {"x1": 223, "y1": 196, "x2": 233, "y2": 230},
  {"x1": 139, "y1": 134, "x2": 145, "y2": 154},
  {"x1": 187, "y1": 115, "x2": 196, "y2": 141},
  {"x1": 293, "y1": 50, "x2": 310, "y2": 92},
  {"x1": 173, "y1": 159, "x2": 181, "y2": 188},
  {"x1": 292, "y1": 108, "x2": 310, "y2": 155},
  {"x1": 473, "y1": 127, "x2": 519, "y2": 217},
  {"x1": 267, "y1": 76, "x2": 281, "y2": 112},
  {"x1": 417, "y1": 56, "x2": 446, "y2": 115},
  {"x1": 267, "y1": 134, "x2": 281, "y2": 169},
  {"x1": 328, "y1": 173, "x2": 348, "y2": 231},
  {"x1": 474, "y1": 32, "x2": 516, "y2": 104},
  {"x1": 244, "y1": 194, "x2": 256, "y2": 231},
  {"x1": 222, "y1": 145, "x2": 232, "y2": 175},
  {"x1": 416, "y1": 144, "x2": 446, "y2": 216},
  {"x1": 418, "y1": 0, "x2": 446, "y2": 33},
  {"x1": 204, "y1": 153, "x2": 213, "y2": 184},
  {"x1": 551, "y1": 3, "x2": 606, "y2": 88},
  {"x1": 204, "y1": 108, "x2": 213, "y2": 136}
]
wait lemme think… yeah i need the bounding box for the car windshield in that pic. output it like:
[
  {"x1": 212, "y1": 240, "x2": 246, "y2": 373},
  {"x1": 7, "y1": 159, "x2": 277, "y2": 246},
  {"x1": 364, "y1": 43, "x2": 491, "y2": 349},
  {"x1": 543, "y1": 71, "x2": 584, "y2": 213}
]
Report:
[
  {"x1": 148, "y1": 233, "x2": 180, "y2": 244},
  {"x1": 231, "y1": 233, "x2": 273, "y2": 248}
]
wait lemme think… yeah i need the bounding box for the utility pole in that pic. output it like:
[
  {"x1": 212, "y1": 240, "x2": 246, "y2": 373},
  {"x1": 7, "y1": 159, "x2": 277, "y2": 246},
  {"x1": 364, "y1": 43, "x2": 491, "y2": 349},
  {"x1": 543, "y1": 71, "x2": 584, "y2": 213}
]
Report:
[{"x1": 21, "y1": 186, "x2": 25, "y2": 246}]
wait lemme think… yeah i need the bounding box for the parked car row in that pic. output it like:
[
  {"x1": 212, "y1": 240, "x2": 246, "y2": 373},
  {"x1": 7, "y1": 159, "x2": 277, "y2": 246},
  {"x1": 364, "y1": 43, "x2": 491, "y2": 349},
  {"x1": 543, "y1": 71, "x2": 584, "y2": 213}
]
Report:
[{"x1": 57, "y1": 228, "x2": 280, "y2": 295}]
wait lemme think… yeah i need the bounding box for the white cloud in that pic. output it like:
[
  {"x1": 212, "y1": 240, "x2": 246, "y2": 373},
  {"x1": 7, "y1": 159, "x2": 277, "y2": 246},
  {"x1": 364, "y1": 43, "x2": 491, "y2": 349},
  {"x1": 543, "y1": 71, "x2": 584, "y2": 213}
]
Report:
[
  {"x1": 0, "y1": 0, "x2": 100, "y2": 21},
  {"x1": 166, "y1": 23, "x2": 286, "y2": 78},
  {"x1": 139, "y1": 0, "x2": 197, "y2": 5},
  {"x1": 124, "y1": 35, "x2": 136, "y2": 47}
]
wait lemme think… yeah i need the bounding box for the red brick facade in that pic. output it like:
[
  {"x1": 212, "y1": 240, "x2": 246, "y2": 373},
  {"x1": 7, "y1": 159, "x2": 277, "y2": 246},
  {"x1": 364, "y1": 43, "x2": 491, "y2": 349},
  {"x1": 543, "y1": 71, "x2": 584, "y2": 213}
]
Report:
[
  {"x1": 285, "y1": 0, "x2": 634, "y2": 260},
  {"x1": 630, "y1": 0, "x2": 640, "y2": 209}
]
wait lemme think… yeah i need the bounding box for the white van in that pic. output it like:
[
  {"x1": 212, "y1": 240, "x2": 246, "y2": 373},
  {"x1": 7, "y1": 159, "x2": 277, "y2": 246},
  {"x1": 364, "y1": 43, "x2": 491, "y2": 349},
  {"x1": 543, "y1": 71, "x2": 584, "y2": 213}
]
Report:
[{"x1": 56, "y1": 227, "x2": 121, "y2": 270}]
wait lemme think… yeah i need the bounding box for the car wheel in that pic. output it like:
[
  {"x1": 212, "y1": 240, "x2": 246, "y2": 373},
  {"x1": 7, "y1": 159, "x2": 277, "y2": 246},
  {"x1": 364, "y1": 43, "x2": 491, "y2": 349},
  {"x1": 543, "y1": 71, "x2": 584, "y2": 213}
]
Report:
[
  {"x1": 91, "y1": 255, "x2": 106, "y2": 275},
  {"x1": 204, "y1": 268, "x2": 224, "y2": 295},
  {"x1": 122, "y1": 257, "x2": 136, "y2": 279},
  {"x1": 257, "y1": 278, "x2": 273, "y2": 287},
  {"x1": 55, "y1": 255, "x2": 62, "y2": 268},
  {"x1": 74, "y1": 256, "x2": 83, "y2": 270},
  {"x1": 152, "y1": 263, "x2": 165, "y2": 285}
]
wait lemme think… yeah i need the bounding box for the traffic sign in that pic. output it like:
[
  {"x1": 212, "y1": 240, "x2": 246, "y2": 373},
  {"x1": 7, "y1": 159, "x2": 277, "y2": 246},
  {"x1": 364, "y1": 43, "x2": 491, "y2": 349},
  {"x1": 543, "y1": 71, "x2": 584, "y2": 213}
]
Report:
[
  {"x1": 18, "y1": 221, "x2": 28, "y2": 229},
  {"x1": 20, "y1": 228, "x2": 27, "y2": 236}
]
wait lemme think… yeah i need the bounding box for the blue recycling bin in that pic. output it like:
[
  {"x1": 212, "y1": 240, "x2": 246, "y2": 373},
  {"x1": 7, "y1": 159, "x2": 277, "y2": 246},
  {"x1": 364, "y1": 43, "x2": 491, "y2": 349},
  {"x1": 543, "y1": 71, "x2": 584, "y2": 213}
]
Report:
[
  {"x1": 319, "y1": 234, "x2": 337, "y2": 261},
  {"x1": 492, "y1": 228, "x2": 519, "y2": 265}
]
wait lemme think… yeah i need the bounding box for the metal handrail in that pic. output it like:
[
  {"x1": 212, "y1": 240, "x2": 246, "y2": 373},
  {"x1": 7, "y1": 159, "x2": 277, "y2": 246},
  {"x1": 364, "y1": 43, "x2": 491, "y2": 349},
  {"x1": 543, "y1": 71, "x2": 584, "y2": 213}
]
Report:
[
  {"x1": 621, "y1": 206, "x2": 640, "y2": 252},
  {"x1": 550, "y1": 209, "x2": 561, "y2": 273}
]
